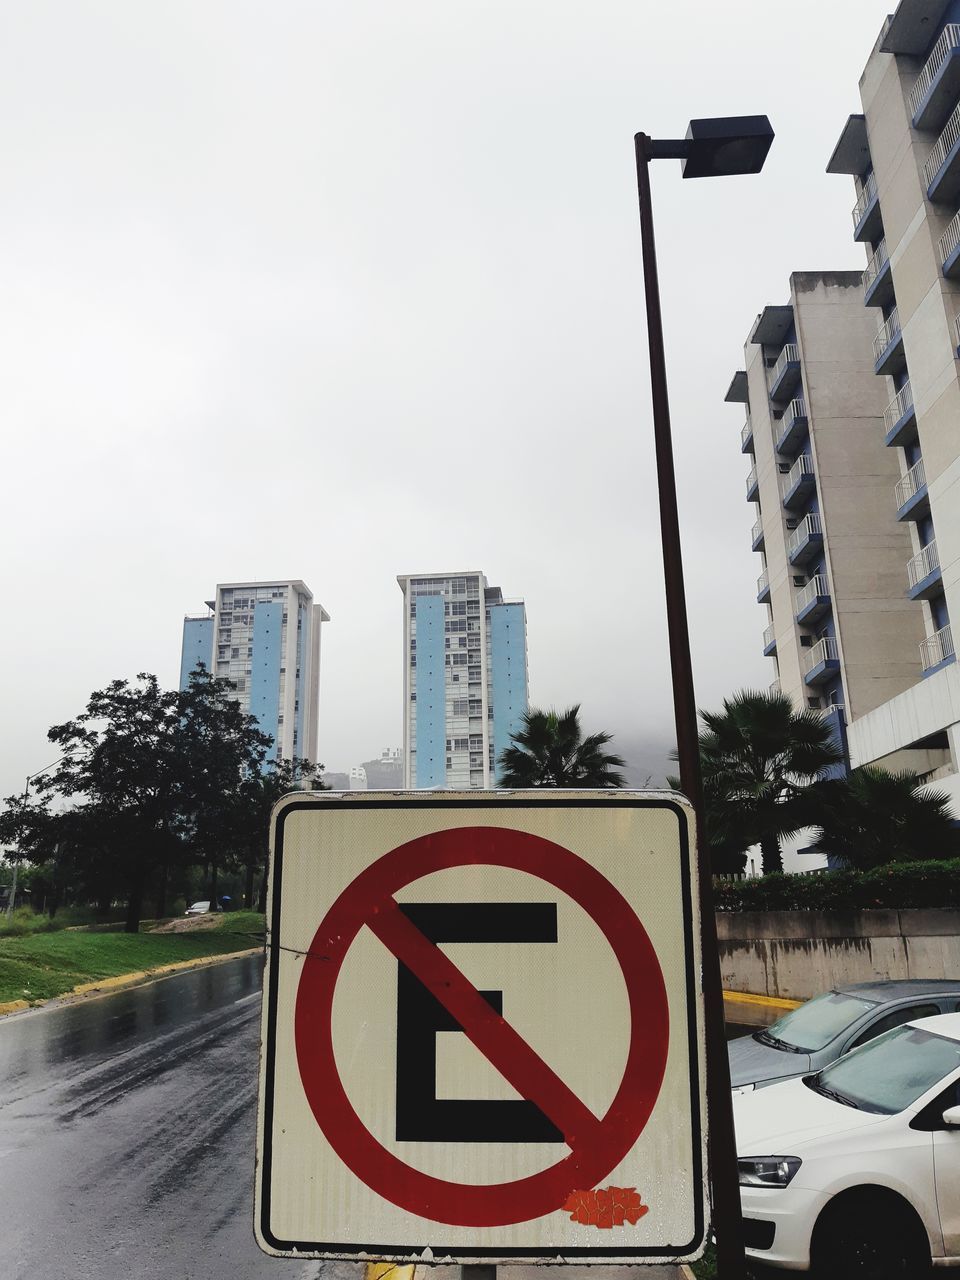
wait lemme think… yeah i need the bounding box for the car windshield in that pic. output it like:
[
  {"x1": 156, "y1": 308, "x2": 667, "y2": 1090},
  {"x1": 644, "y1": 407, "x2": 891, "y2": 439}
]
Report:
[
  {"x1": 806, "y1": 1024, "x2": 960, "y2": 1114},
  {"x1": 759, "y1": 990, "x2": 878, "y2": 1052}
]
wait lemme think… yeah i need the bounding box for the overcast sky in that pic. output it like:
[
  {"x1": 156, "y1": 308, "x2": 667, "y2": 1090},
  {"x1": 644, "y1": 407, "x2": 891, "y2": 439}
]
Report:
[{"x1": 2, "y1": 0, "x2": 889, "y2": 796}]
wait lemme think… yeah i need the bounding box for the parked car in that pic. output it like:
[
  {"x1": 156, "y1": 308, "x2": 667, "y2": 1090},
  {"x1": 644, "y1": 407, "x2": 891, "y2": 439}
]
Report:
[
  {"x1": 184, "y1": 901, "x2": 211, "y2": 915},
  {"x1": 729, "y1": 979, "x2": 960, "y2": 1091},
  {"x1": 734, "y1": 1011, "x2": 960, "y2": 1274}
]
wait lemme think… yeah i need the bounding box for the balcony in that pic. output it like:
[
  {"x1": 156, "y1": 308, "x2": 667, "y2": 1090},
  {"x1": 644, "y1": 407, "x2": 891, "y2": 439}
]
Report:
[
  {"x1": 803, "y1": 636, "x2": 841, "y2": 686},
  {"x1": 762, "y1": 623, "x2": 777, "y2": 657},
  {"x1": 907, "y1": 539, "x2": 943, "y2": 599},
  {"x1": 863, "y1": 239, "x2": 894, "y2": 307},
  {"x1": 920, "y1": 623, "x2": 956, "y2": 676},
  {"x1": 895, "y1": 458, "x2": 929, "y2": 521},
  {"x1": 820, "y1": 702, "x2": 846, "y2": 724},
  {"x1": 769, "y1": 679, "x2": 781, "y2": 696},
  {"x1": 741, "y1": 414, "x2": 754, "y2": 454},
  {"x1": 751, "y1": 518, "x2": 765, "y2": 552},
  {"x1": 852, "y1": 171, "x2": 882, "y2": 241},
  {"x1": 873, "y1": 307, "x2": 905, "y2": 375},
  {"x1": 769, "y1": 343, "x2": 802, "y2": 402},
  {"x1": 883, "y1": 381, "x2": 917, "y2": 447},
  {"x1": 746, "y1": 464, "x2": 759, "y2": 502},
  {"x1": 925, "y1": 99, "x2": 960, "y2": 202},
  {"x1": 757, "y1": 569, "x2": 771, "y2": 604},
  {"x1": 787, "y1": 513, "x2": 824, "y2": 565},
  {"x1": 775, "y1": 397, "x2": 809, "y2": 456},
  {"x1": 939, "y1": 208, "x2": 960, "y2": 277},
  {"x1": 795, "y1": 574, "x2": 832, "y2": 625},
  {"x1": 781, "y1": 454, "x2": 817, "y2": 510},
  {"x1": 910, "y1": 24, "x2": 960, "y2": 131}
]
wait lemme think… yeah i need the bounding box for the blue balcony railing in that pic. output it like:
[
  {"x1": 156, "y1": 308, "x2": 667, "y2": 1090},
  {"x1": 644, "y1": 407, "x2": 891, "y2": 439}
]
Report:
[
  {"x1": 910, "y1": 24, "x2": 960, "y2": 131},
  {"x1": 768, "y1": 343, "x2": 802, "y2": 402},
  {"x1": 775, "y1": 398, "x2": 808, "y2": 456}
]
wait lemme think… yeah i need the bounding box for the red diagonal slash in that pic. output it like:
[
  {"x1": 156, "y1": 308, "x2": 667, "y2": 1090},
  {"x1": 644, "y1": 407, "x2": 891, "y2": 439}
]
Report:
[{"x1": 367, "y1": 895, "x2": 604, "y2": 1152}]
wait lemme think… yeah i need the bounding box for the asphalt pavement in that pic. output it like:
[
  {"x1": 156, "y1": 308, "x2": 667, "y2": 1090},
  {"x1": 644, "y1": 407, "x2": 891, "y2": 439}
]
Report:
[{"x1": 0, "y1": 955, "x2": 686, "y2": 1280}]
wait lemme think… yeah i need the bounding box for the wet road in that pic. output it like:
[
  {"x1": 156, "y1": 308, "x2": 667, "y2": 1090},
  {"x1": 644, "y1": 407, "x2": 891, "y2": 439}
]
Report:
[
  {"x1": 0, "y1": 955, "x2": 362, "y2": 1280},
  {"x1": 0, "y1": 956, "x2": 696, "y2": 1280}
]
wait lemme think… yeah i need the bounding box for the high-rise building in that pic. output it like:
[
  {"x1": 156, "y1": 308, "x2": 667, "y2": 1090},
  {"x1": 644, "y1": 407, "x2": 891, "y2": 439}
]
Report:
[
  {"x1": 727, "y1": 272, "x2": 923, "y2": 745},
  {"x1": 818, "y1": 1, "x2": 960, "y2": 808},
  {"x1": 179, "y1": 579, "x2": 330, "y2": 764},
  {"x1": 398, "y1": 571, "x2": 529, "y2": 788}
]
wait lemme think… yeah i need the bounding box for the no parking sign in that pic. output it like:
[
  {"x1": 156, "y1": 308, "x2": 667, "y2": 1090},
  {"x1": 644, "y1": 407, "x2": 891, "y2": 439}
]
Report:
[{"x1": 255, "y1": 791, "x2": 706, "y2": 1264}]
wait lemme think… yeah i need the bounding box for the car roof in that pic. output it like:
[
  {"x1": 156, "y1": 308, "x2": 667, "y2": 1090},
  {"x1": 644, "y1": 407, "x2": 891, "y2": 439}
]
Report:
[
  {"x1": 906, "y1": 1012, "x2": 960, "y2": 1041},
  {"x1": 834, "y1": 979, "x2": 960, "y2": 1002}
]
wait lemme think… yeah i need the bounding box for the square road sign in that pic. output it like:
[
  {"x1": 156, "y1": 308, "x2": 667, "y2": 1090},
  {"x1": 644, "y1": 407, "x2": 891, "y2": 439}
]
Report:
[{"x1": 255, "y1": 790, "x2": 706, "y2": 1264}]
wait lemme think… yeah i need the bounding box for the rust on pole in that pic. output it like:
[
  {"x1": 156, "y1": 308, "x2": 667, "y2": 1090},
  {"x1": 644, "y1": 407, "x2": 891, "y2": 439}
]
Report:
[{"x1": 634, "y1": 131, "x2": 747, "y2": 1280}]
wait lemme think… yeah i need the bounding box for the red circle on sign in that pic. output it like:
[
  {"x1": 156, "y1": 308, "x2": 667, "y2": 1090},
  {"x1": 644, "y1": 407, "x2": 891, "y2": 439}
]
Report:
[{"x1": 294, "y1": 825, "x2": 670, "y2": 1227}]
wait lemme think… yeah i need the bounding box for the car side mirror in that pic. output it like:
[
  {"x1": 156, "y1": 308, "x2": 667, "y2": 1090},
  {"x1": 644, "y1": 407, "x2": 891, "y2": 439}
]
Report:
[{"x1": 941, "y1": 1105, "x2": 960, "y2": 1127}]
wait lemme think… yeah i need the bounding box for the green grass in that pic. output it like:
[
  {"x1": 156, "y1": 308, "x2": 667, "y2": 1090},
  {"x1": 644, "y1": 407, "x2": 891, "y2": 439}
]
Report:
[
  {"x1": 691, "y1": 1242, "x2": 717, "y2": 1278},
  {"x1": 0, "y1": 911, "x2": 265, "y2": 1005}
]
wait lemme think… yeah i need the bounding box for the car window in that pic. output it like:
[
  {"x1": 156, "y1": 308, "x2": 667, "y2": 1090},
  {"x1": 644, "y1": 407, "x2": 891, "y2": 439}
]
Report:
[
  {"x1": 763, "y1": 991, "x2": 878, "y2": 1052},
  {"x1": 848, "y1": 1003, "x2": 940, "y2": 1051},
  {"x1": 809, "y1": 1025, "x2": 960, "y2": 1114}
]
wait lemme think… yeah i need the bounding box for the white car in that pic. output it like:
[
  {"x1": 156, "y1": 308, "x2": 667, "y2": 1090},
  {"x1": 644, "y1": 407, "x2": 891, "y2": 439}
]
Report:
[
  {"x1": 734, "y1": 1012, "x2": 960, "y2": 1275},
  {"x1": 184, "y1": 901, "x2": 211, "y2": 915}
]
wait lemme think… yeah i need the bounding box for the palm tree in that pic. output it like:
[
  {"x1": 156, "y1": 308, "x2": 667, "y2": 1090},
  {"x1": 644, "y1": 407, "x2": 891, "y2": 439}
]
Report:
[
  {"x1": 809, "y1": 767, "x2": 957, "y2": 870},
  {"x1": 698, "y1": 690, "x2": 844, "y2": 875},
  {"x1": 498, "y1": 706, "x2": 626, "y2": 788}
]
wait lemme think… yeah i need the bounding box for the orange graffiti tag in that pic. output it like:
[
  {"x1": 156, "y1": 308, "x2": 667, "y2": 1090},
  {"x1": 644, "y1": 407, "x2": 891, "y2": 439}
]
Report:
[{"x1": 562, "y1": 1186, "x2": 649, "y2": 1228}]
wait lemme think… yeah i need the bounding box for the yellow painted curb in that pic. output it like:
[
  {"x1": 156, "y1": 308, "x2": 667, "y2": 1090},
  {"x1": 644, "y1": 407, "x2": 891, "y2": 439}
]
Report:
[
  {"x1": 680, "y1": 1265, "x2": 697, "y2": 1280},
  {"x1": 366, "y1": 1265, "x2": 415, "y2": 1280},
  {"x1": 723, "y1": 988, "x2": 801, "y2": 1012},
  {"x1": 0, "y1": 945, "x2": 263, "y2": 1018},
  {"x1": 71, "y1": 947, "x2": 263, "y2": 997}
]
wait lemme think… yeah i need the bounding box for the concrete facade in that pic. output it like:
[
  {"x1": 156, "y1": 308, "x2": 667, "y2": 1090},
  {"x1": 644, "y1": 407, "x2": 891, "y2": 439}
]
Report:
[
  {"x1": 398, "y1": 571, "x2": 529, "y2": 788},
  {"x1": 822, "y1": 0, "x2": 960, "y2": 808},
  {"x1": 728, "y1": 274, "x2": 922, "y2": 791},
  {"x1": 719, "y1": 908, "x2": 960, "y2": 1001}
]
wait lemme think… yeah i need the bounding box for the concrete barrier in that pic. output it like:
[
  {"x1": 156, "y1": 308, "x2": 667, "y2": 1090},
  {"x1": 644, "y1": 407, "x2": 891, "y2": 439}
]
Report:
[{"x1": 717, "y1": 909, "x2": 960, "y2": 1001}]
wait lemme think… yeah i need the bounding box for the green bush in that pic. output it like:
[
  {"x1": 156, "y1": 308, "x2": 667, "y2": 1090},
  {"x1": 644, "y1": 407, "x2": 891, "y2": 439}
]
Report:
[{"x1": 714, "y1": 859, "x2": 960, "y2": 912}]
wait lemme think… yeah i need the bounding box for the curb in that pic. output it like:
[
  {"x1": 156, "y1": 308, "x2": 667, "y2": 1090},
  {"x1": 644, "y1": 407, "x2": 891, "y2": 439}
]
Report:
[
  {"x1": 0, "y1": 945, "x2": 263, "y2": 1019},
  {"x1": 723, "y1": 988, "x2": 801, "y2": 1012}
]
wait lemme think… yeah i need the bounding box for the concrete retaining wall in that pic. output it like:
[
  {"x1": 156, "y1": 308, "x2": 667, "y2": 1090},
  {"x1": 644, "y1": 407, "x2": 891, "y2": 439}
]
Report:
[{"x1": 718, "y1": 909, "x2": 960, "y2": 1001}]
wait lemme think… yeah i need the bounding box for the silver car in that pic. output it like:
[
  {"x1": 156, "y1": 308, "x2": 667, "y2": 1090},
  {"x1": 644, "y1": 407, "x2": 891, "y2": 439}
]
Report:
[{"x1": 729, "y1": 979, "x2": 960, "y2": 1091}]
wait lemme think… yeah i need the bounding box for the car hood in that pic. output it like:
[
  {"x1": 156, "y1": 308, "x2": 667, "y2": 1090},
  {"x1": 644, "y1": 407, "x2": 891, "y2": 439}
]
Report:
[
  {"x1": 734, "y1": 1076, "x2": 888, "y2": 1154},
  {"x1": 728, "y1": 1032, "x2": 811, "y2": 1087}
]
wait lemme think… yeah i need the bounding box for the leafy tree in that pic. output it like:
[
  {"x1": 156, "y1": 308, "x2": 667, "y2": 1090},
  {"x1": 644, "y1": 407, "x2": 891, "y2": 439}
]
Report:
[
  {"x1": 176, "y1": 666, "x2": 273, "y2": 912},
  {"x1": 33, "y1": 669, "x2": 272, "y2": 931},
  {"x1": 666, "y1": 768, "x2": 750, "y2": 876},
  {"x1": 234, "y1": 757, "x2": 326, "y2": 912},
  {"x1": 809, "y1": 767, "x2": 957, "y2": 871},
  {"x1": 698, "y1": 690, "x2": 843, "y2": 875},
  {"x1": 0, "y1": 791, "x2": 59, "y2": 916},
  {"x1": 35, "y1": 674, "x2": 185, "y2": 931},
  {"x1": 497, "y1": 706, "x2": 626, "y2": 788}
]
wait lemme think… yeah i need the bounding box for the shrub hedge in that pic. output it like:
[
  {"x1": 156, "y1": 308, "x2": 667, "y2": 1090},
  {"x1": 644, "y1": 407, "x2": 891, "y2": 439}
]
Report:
[{"x1": 713, "y1": 859, "x2": 960, "y2": 912}]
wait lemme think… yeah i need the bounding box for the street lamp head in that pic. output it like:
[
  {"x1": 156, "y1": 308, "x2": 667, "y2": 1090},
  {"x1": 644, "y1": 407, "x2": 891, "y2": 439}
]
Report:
[{"x1": 681, "y1": 115, "x2": 774, "y2": 179}]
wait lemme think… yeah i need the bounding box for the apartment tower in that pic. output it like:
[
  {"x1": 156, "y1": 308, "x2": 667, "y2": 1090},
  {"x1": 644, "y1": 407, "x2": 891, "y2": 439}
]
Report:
[
  {"x1": 727, "y1": 272, "x2": 923, "y2": 751},
  {"x1": 819, "y1": 0, "x2": 960, "y2": 805},
  {"x1": 398, "y1": 571, "x2": 529, "y2": 788},
  {"x1": 179, "y1": 579, "x2": 330, "y2": 764}
]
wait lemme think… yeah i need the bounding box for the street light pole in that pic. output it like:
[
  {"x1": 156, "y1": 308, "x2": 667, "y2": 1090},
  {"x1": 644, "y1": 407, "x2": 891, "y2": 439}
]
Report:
[{"x1": 632, "y1": 117, "x2": 773, "y2": 1280}]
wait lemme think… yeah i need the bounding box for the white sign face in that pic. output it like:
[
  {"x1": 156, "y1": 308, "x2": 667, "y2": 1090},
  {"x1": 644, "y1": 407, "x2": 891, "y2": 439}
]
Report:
[{"x1": 255, "y1": 791, "x2": 706, "y2": 1264}]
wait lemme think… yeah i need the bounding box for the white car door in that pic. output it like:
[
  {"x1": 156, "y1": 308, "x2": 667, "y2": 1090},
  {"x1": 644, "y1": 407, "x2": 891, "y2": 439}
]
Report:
[{"x1": 932, "y1": 1075, "x2": 960, "y2": 1258}]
